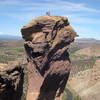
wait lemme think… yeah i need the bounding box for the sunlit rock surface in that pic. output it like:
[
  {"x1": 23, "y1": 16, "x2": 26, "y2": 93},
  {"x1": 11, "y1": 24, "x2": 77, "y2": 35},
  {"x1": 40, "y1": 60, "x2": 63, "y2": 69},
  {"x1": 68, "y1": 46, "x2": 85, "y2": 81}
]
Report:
[{"x1": 21, "y1": 16, "x2": 77, "y2": 100}]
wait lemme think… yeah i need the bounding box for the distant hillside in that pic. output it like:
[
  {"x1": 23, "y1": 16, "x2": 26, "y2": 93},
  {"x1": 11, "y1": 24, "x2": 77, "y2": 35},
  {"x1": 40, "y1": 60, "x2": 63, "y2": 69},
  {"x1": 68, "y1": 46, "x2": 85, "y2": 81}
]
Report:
[
  {"x1": 75, "y1": 38, "x2": 100, "y2": 43},
  {"x1": 0, "y1": 39, "x2": 23, "y2": 48},
  {"x1": 0, "y1": 34, "x2": 22, "y2": 40},
  {"x1": 0, "y1": 39, "x2": 24, "y2": 63},
  {"x1": 75, "y1": 46, "x2": 100, "y2": 57}
]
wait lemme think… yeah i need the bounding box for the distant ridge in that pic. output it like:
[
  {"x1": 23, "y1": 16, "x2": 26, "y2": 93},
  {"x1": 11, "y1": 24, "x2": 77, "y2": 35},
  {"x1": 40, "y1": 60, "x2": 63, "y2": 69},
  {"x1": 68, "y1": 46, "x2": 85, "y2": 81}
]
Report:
[
  {"x1": 75, "y1": 38, "x2": 100, "y2": 43},
  {"x1": 0, "y1": 34, "x2": 22, "y2": 40}
]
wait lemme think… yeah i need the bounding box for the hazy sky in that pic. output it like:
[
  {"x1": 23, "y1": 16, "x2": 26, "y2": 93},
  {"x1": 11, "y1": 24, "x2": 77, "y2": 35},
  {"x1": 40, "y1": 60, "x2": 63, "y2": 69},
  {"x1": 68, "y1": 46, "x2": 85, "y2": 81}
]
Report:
[{"x1": 0, "y1": 0, "x2": 100, "y2": 39}]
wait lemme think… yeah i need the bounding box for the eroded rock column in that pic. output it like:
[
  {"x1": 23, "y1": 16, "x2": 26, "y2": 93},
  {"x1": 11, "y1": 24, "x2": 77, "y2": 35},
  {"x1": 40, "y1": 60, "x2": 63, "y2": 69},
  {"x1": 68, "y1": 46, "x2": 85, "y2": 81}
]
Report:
[{"x1": 21, "y1": 16, "x2": 77, "y2": 100}]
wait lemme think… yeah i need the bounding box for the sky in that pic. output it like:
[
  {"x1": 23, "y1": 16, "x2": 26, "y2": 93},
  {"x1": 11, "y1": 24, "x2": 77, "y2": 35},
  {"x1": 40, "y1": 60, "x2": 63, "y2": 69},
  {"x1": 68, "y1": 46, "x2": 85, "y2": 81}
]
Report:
[{"x1": 0, "y1": 0, "x2": 100, "y2": 40}]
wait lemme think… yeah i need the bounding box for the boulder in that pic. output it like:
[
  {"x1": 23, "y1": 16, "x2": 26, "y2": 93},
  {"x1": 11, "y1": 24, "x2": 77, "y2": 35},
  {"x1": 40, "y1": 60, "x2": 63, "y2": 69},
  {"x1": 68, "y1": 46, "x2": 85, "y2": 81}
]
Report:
[
  {"x1": 21, "y1": 16, "x2": 77, "y2": 100},
  {"x1": 0, "y1": 62, "x2": 24, "y2": 100}
]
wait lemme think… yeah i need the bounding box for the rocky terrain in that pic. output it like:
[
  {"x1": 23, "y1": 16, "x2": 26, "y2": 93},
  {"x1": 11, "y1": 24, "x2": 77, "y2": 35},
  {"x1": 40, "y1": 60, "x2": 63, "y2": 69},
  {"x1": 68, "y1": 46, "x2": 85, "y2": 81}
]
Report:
[
  {"x1": 21, "y1": 16, "x2": 77, "y2": 100},
  {"x1": 0, "y1": 61, "x2": 25, "y2": 100},
  {"x1": 1, "y1": 15, "x2": 100, "y2": 100},
  {"x1": 68, "y1": 59, "x2": 100, "y2": 100}
]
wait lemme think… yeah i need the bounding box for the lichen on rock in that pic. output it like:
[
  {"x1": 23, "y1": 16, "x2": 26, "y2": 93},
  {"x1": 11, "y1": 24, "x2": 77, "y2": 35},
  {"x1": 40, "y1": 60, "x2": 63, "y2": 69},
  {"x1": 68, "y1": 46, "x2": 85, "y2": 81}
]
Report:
[{"x1": 21, "y1": 16, "x2": 77, "y2": 100}]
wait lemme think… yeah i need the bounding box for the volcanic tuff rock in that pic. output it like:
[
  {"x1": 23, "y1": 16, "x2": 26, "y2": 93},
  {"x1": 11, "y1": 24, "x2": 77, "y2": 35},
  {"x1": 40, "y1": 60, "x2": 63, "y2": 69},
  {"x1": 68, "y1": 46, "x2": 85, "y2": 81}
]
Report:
[
  {"x1": 21, "y1": 16, "x2": 77, "y2": 100},
  {"x1": 0, "y1": 62, "x2": 25, "y2": 100}
]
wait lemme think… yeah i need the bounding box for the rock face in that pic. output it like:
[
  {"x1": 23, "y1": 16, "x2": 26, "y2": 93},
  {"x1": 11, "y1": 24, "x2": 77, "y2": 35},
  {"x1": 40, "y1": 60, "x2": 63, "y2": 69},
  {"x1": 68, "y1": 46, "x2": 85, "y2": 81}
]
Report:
[
  {"x1": 21, "y1": 16, "x2": 77, "y2": 100},
  {"x1": 0, "y1": 62, "x2": 24, "y2": 100}
]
